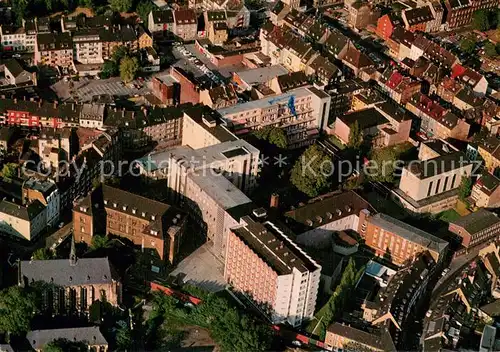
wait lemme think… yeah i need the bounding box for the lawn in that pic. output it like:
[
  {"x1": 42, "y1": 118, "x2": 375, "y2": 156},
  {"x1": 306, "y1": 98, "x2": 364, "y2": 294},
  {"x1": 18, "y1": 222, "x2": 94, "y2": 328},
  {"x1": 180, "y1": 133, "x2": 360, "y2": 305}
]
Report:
[{"x1": 438, "y1": 209, "x2": 461, "y2": 223}]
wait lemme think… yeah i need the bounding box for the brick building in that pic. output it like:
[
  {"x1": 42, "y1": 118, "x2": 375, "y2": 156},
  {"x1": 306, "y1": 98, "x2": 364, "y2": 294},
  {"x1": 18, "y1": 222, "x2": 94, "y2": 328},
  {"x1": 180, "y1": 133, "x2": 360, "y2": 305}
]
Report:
[
  {"x1": 73, "y1": 185, "x2": 186, "y2": 267},
  {"x1": 448, "y1": 209, "x2": 500, "y2": 248}
]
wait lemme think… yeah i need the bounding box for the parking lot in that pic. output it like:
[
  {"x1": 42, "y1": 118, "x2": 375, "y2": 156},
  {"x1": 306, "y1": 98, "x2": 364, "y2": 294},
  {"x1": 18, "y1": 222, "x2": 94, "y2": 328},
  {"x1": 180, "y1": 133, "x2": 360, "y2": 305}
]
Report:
[{"x1": 51, "y1": 76, "x2": 153, "y2": 102}]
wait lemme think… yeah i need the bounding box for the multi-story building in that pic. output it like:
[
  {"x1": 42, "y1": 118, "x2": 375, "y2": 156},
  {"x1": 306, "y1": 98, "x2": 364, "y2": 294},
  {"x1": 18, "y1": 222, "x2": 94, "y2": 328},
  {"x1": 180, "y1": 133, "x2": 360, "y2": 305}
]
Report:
[
  {"x1": 325, "y1": 323, "x2": 396, "y2": 351},
  {"x1": 35, "y1": 32, "x2": 73, "y2": 69},
  {"x1": 27, "y1": 327, "x2": 108, "y2": 352},
  {"x1": 448, "y1": 209, "x2": 500, "y2": 248},
  {"x1": 376, "y1": 14, "x2": 402, "y2": 40},
  {"x1": 359, "y1": 211, "x2": 448, "y2": 264},
  {"x1": 451, "y1": 64, "x2": 488, "y2": 95},
  {"x1": 426, "y1": 1, "x2": 444, "y2": 32},
  {"x1": 402, "y1": 6, "x2": 435, "y2": 32},
  {"x1": 477, "y1": 136, "x2": 500, "y2": 172},
  {"x1": 0, "y1": 199, "x2": 46, "y2": 241},
  {"x1": 73, "y1": 29, "x2": 103, "y2": 64},
  {"x1": 23, "y1": 19, "x2": 37, "y2": 52},
  {"x1": 199, "y1": 84, "x2": 237, "y2": 109},
  {"x1": 226, "y1": 215, "x2": 321, "y2": 326},
  {"x1": 148, "y1": 9, "x2": 175, "y2": 36},
  {"x1": 406, "y1": 93, "x2": 470, "y2": 140},
  {"x1": 347, "y1": 2, "x2": 380, "y2": 30},
  {"x1": 0, "y1": 25, "x2": 27, "y2": 51},
  {"x1": 218, "y1": 86, "x2": 331, "y2": 148},
  {"x1": 73, "y1": 185, "x2": 186, "y2": 267},
  {"x1": 205, "y1": 11, "x2": 228, "y2": 45},
  {"x1": 470, "y1": 172, "x2": 500, "y2": 208},
  {"x1": 173, "y1": 10, "x2": 197, "y2": 41},
  {"x1": 444, "y1": 0, "x2": 498, "y2": 29},
  {"x1": 378, "y1": 69, "x2": 422, "y2": 105},
  {"x1": 22, "y1": 178, "x2": 60, "y2": 227},
  {"x1": 393, "y1": 151, "x2": 473, "y2": 213},
  {"x1": 19, "y1": 251, "x2": 121, "y2": 314}
]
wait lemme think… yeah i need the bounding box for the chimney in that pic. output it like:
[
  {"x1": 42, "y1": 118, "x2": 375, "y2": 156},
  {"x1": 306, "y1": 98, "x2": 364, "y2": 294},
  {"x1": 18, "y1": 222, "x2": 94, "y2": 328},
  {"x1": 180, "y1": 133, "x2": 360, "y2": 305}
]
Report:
[{"x1": 270, "y1": 193, "x2": 279, "y2": 208}]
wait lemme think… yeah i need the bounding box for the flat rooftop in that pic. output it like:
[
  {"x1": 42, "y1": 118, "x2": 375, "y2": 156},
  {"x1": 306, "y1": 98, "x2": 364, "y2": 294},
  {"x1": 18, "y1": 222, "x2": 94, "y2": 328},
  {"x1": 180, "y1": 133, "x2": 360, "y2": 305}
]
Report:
[
  {"x1": 218, "y1": 87, "x2": 319, "y2": 117},
  {"x1": 234, "y1": 64, "x2": 289, "y2": 86}
]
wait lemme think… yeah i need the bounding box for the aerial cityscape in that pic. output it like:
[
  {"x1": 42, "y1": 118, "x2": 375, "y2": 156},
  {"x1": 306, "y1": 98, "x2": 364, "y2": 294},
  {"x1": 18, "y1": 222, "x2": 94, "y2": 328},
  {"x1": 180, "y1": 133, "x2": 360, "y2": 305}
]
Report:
[{"x1": 0, "y1": 0, "x2": 499, "y2": 350}]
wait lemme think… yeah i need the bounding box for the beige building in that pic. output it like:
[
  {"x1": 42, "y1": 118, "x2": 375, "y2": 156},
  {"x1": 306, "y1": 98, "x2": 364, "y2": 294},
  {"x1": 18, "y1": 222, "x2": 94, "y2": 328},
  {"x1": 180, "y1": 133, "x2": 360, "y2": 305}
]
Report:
[
  {"x1": 393, "y1": 151, "x2": 473, "y2": 213},
  {"x1": 173, "y1": 10, "x2": 198, "y2": 41},
  {"x1": 470, "y1": 172, "x2": 500, "y2": 209},
  {"x1": 226, "y1": 216, "x2": 321, "y2": 326},
  {"x1": 0, "y1": 199, "x2": 46, "y2": 241},
  {"x1": 34, "y1": 32, "x2": 73, "y2": 69},
  {"x1": 218, "y1": 86, "x2": 331, "y2": 148}
]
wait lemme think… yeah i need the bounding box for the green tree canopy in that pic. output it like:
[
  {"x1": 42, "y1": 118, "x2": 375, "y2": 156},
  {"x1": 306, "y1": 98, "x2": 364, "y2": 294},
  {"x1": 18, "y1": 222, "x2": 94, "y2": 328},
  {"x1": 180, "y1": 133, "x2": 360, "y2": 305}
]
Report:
[
  {"x1": 32, "y1": 248, "x2": 55, "y2": 260},
  {"x1": 90, "y1": 234, "x2": 112, "y2": 250},
  {"x1": 109, "y1": 0, "x2": 132, "y2": 12},
  {"x1": 290, "y1": 144, "x2": 332, "y2": 197},
  {"x1": 460, "y1": 38, "x2": 476, "y2": 54},
  {"x1": 458, "y1": 176, "x2": 473, "y2": 201},
  {"x1": 348, "y1": 121, "x2": 363, "y2": 149},
  {"x1": 366, "y1": 146, "x2": 400, "y2": 184},
  {"x1": 472, "y1": 9, "x2": 491, "y2": 31},
  {"x1": 1, "y1": 163, "x2": 18, "y2": 180},
  {"x1": 484, "y1": 42, "x2": 498, "y2": 57},
  {"x1": 115, "y1": 324, "x2": 132, "y2": 351},
  {"x1": 120, "y1": 56, "x2": 139, "y2": 83},
  {"x1": 137, "y1": 0, "x2": 155, "y2": 23},
  {"x1": 253, "y1": 126, "x2": 288, "y2": 149},
  {"x1": 0, "y1": 286, "x2": 37, "y2": 336}
]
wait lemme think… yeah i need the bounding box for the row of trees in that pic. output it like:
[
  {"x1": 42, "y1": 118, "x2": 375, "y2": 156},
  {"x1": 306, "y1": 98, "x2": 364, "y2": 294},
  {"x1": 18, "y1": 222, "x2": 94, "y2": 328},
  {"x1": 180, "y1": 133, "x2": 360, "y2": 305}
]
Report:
[
  {"x1": 472, "y1": 9, "x2": 500, "y2": 32},
  {"x1": 10, "y1": 0, "x2": 155, "y2": 26},
  {"x1": 150, "y1": 291, "x2": 272, "y2": 351},
  {"x1": 310, "y1": 258, "x2": 363, "y2": 339}
]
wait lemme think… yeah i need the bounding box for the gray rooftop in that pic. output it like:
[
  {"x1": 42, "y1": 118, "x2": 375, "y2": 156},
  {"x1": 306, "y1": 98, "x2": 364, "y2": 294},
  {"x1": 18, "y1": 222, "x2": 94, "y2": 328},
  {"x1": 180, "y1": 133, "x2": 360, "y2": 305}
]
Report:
[
  {"x1": 450, "y1": 209, "x2": 500, "y2": 235},
  {"x1": 188, "y1": 172, "x2": 252, "y2": 210},
  {"x1": 20, "y1": 257, "x2": 115, "y2": 287},
  {"x1": 235, "y1": 65, "x2": 289, "y2": 86},
  {"x1": 370, "y1": 213, "x2": 448, "y2": 255},
  {"x1": 27, "y1": 327, "x2": 107, "y2": 350}
]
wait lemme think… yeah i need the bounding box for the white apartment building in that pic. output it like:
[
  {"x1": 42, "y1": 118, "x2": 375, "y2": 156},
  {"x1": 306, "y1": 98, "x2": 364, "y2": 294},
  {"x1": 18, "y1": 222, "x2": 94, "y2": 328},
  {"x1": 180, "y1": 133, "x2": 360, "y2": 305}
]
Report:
[
  {"x1": 393, "y1": 151, "x2": 473, "y2": 213},
  {"x1": 226, "y1": 215, "x2": 321, "y2": 326},
  {"x1": 23, "y1": 178, "x2": 61, "y2": 227},
  {"x1": 73, "y1": 30, "x2": 104, "y2": 64},
  {"x1": 0, "y1": 200, "x2": 47, "y2": 241},
  {"x1": 218, "y1": 86, "x2": 331, "y2": 148},
  {"x1": 0, "y1": 26, "x2": 27, "y2": 52}
]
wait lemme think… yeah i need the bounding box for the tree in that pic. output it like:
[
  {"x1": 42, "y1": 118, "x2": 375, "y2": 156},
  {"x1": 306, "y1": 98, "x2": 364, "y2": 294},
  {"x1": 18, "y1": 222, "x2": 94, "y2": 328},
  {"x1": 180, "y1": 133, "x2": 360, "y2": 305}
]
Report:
[
  {"x1": 253, "y1": 126, "x2": 288, "y2": 149},
  {"x1": 109, "y1": 0, "x2": 132, "y2": 12},
  {"x1": 484, "y1": 42, "x2": 498, "y2": 57},
  {"x1": 11, "y1": 0, "x2": 28, "y2": 26},
  {"x1": 1, "y1": 163, "x2": 18, "y2": 180},
  {"x1": 43, "y1": 339, "x2": 87, "y2": 352},
  {"x1": 290, "y1": 144, "x2": 332, "y2": 197},
  {"x1": 367, "y1": 146, "x2": 400, "y2": 184},
  {"x1": 112, "y1": 46, "x2": 129, "y2": 63},
  {"x1": 348, "y1": 121, "x2": 363, "y2": 149},
  {"x1": 136, "y1": 0, "x2": 155, "y2": 23},
  {"x1": 120, "y1": 56, "x2": 139, "y2": 83},
  {"x1": 0, "y1": 286, "x2": 37, "y2": 336},
  {"x1": 100, "y1": 60, "x2": 119, "y2": 79},
  {"x1": 472, "y1": 9, "x2": 491, "y2": 31},
  {"x1": 115, "y1": 324, "x2": 132, "y2": 351},
  {"x1": 32, "y1": 248, "x2": 54, "y2": 260},
  {"x1": 460, "y1": 38, "x2": 476, "y2": 54},
  {"x1": 458, "y1": 176, "x2": 473, "y2": 201},
  {"x1": 90, "y1": 234, "x2": 112, "y2": 250}
]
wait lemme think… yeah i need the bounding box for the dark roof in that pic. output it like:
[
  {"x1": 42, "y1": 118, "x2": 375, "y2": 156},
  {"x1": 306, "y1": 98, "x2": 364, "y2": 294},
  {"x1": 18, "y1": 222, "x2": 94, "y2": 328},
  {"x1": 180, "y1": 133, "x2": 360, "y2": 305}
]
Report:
[
  {"x1": 232, "y1": 216, "x2": 320, "y2": 275},
  {"x1": 407, "y1": 152, "x2": 469, "y2": 179},
  {"x1": 27, "y1": 327, "x2": 107, "y2": 350},
  {"x1": 342, "y1": 44, "x2": 373, "y2": 69},
  {"x1": 308, "y1": 55, "x2": 339, "y2": 80},
  {"x1": 208, "y1": 84, "x2": 237, "y2": 104},
  {"x1": 277, "y1": 71, "x2": 309, "y2": 92},
  {"x1": 338, "y1": 107, "x2": 389, "y2": 130},
  {"x1": 480, "y1": 299, "x2": 500, "y2": 317},
  {"x1": 20, "y1": 257, "x2": 115, "y2": 286},
  {"x1": 475, "y1": 172, "x2": 500, "y2": 196},
  {"x1": 455, "y1": 88, "x2": 484, "y2": 107},
  {"x1": 403, "y1": 5, "x2": 434, "y2": 25},
  {"x1": 376, "y1": 101, "x2": 411, "y2": 122},
  {"x1": 284, "y1": 191, "x2": 375, "y2": 233},
  {"x1": 271, "y1": 0, "x2": 287, "y2": 15},
  {"x1": 151, "y1": 10, "x2": 174, "y2": 24},
  {"x1": 183, "y1": 104, "x2": 237, "y2": 143},
  {"x1": 0, "y1": 199, "x2": 45, "y2": 221},
  {"x1": 390, "y1": 27, "x2": 415, "y2": 47},
  {"x1": 325, "y1": 31, "x2": 349, "y2": 57},
  {"x1": 37, "y1": 32, "x2": 72, "y2": 51},
  {"x1": 450, "y1": 209, "x2": 500, "y2": 235},
  {"x1": 0, "y1": 99, "x2": 82, "y2": 124},
  {"x1": 206, "y1": 11, "x2": 227, "y2": 22},
  {"x1": 485, "y1": 253, "x2": 500, "y2": 276},
  {"x1": 446, "y1": 0, "x2": 471, "y2": 10},
  {"x1": 3, "y1": 58, "x2": 25, "y2": 78},
  {"x1": 174, "y1": 9, "x2": 197, "y2": 25}
]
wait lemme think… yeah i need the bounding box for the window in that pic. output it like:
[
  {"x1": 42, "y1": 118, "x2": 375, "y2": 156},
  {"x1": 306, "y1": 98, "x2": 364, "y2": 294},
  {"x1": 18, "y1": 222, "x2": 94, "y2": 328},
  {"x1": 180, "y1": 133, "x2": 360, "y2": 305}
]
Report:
[
  {"x1": 435, "y1": 179, "x2": 441, "y2": 194},
  {"x1": 452, "y1": 174, "x2": 457, "y2": 188},
  {"x1": 427, "y1": 181, "x2": 433, "y2": 197},
  {"x1": 443, "y1": 176, "x2": 449, "y2": 191}
]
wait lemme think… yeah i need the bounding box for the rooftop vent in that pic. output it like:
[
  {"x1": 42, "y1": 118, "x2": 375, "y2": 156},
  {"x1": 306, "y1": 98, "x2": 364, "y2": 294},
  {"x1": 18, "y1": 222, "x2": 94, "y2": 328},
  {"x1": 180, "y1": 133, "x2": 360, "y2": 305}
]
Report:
[{"x1": 306, "y1": 219, "x2": 313, "y2": 226}]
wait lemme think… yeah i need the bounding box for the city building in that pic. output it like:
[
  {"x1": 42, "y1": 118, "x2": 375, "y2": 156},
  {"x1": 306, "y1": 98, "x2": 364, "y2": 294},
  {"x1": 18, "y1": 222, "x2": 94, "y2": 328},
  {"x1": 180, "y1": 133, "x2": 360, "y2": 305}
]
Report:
[
  {"x1": 325, "y1": 323, "x2": 396, "y2": 351},
  {"x1": 148, "y1": 9, "x2": 175, "y2": 35},
  {"x1": 0, "y1": 59, "x2": 36, "y2": 87},
  {"x1": 402, "y1": 6, "x2": 435, "y2": 32},
  {"x1": 376, "y1": 14, "x2": 402, "y2": 40},
  {"x1": 0, "y1": 199, "x2": 46, "y2": 241},
  {"x1": 448, "y1": 209, "x2": 500, "y2": 248},
  {"x1": 406, "y1": 93, "x2": 470, "y2": 141},
  {"x1": 359, "y1": 212, "x2": 448, "y2": 265},
  {"x1": 444, "y1": 0, "x2": 497, "y2": 29},
  {"x1": 73, "y1": 185, "x2": 187, "y2": 267},
  {"x1": 34, "y1": 32, "x2": 73, "y2": 69},
  {"x1": 478, "y1": 136, "x2": 500, "y2": 173},
  {"x1": 393, "y1": 151, "x2": 473, "y2": 213},
  {"x1": 22, "y1": 178, "x2": 60, "y2": 227},
  {"x1": 19, "y1": 251, "x2": 121, "y2": 313},
  {"x1": 378, "y1": 69, "x2": 422, "y2": 105},
  {"x1": 347, "y1": 2, "x2": 380, "y2": 30},
  {"x1": 451, "y1": 64, "x2": 488, "y2": 95},
  {"x1": 0, "y1": 25, "x2": 27, "y2": 51},
  {"x1": 218, "y1": 86, "x2": 331, "y2": 148},
  {"x1": 226, "y1": 215, "x2": 321, "y2": 326},
  {"x1": 199, "y1": 84, "x2": 238, "y2": 109},
  {"x1": 173, "y1": 10, "x2": 198, "y2": 41},
  {"x1": 470, "y1": 172, "x2": 500, "y2": 208},
  {"x1": 27, "y1": 327, "x2": 108, "y2": 352}
]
